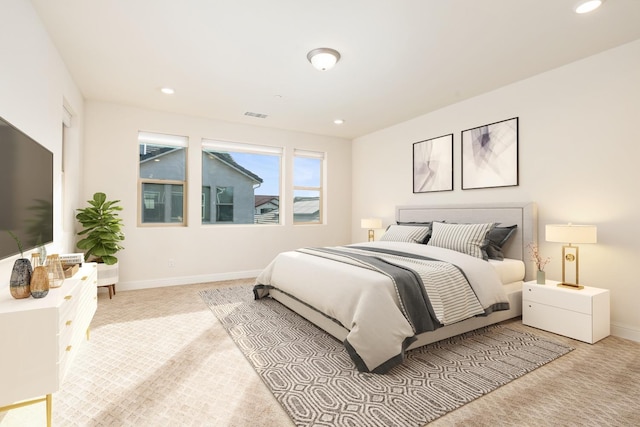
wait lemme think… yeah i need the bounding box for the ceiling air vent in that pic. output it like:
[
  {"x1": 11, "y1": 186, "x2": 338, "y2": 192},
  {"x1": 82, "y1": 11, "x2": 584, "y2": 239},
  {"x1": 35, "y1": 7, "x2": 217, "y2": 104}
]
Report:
[{"x1": 244, "y1": 111, "x2": 268, "y2": 119}]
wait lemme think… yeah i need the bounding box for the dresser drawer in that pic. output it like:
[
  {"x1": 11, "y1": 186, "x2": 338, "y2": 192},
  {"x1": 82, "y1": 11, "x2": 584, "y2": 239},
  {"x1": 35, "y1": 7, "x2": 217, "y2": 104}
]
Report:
[
  {"x1": 523, "y1": 283, "x2": 593, "y2": 314},
  {"x1": 523, "y1": 301, "x2": 593, "y2": 342}
]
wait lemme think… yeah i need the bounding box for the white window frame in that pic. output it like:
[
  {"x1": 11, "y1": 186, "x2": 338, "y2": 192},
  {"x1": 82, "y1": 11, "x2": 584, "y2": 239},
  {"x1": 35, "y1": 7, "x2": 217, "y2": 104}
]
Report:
[
  {"x1": 293, "y1": 149, "x2": 325, "y2": 225},
  {"x1": 138, "y1": 131, "x2": 188, "y2": 226},
  {"x1": 201, "y1": 139, "x2": 284, "y2": 225}
]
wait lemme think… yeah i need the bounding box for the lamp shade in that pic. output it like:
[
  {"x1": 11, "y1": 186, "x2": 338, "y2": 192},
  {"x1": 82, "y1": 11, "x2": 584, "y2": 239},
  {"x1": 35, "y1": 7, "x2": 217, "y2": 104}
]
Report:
[
  {"x1": 546, "y1": 224, "x2": 597, "y2": 244},
  {"x1": 361, "y1": 218, "x2": 382, "y2": 229},
  {"x1": 307, "y1": 48, "x2": 341, "y2": 71}
]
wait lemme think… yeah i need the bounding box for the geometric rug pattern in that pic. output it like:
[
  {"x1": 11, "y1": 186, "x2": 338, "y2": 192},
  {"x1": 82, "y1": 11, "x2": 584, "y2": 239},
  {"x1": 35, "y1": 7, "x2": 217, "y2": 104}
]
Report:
[{"x1": 199, "y1": 286, "x2": 574, "y2": 427}]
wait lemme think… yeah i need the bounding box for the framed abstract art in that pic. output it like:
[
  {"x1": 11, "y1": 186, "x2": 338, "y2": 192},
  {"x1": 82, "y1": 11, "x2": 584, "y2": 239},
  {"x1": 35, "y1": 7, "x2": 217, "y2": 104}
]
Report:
[
  {"x1": 461, "y1": 117, "x2": 519, "y2": 190},
  {"x1": 413, "y1": 133, "x2": 453, "y2": 193}
]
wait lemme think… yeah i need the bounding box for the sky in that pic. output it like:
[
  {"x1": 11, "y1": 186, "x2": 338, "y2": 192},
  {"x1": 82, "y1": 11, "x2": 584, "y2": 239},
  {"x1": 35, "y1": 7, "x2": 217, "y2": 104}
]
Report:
[{"x1": 231, "y1": 152, "x2": 320, "y2": 196}]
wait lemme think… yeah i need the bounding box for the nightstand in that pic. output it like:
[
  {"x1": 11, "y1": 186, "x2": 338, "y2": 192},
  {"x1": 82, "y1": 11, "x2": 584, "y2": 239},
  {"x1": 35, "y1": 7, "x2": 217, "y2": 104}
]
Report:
[{"x1": 522, "y1": 280, "x2": 610, "y2": 343}]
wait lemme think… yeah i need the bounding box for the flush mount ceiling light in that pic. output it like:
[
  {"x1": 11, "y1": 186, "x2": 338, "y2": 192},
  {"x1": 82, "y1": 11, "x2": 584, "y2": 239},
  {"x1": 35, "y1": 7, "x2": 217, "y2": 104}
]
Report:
[
  {"x1": 160, "y1": 87, "x2": 175, "y2": 95},
  {"x1": 333, "y1": 119, "x2": 344, "y2": 125},
  {"x1": 575, "y1": 0, "x2": 603, "y2": 14},
  {"x1": 307, "y1": 48, "x2": 341, "y2": 71}
]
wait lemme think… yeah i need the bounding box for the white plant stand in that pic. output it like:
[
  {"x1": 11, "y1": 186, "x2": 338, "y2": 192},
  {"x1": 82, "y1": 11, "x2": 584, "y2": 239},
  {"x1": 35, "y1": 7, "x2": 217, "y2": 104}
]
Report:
[{"x1": 97, "y1": 262, "x2": 119, "y2": 299}]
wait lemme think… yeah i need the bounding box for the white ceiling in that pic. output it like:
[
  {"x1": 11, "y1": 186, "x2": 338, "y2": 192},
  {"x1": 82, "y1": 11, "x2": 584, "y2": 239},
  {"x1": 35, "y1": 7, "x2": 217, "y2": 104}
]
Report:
[{"x1": 30, "y1": 0, "x2": 640, "y2": 140}]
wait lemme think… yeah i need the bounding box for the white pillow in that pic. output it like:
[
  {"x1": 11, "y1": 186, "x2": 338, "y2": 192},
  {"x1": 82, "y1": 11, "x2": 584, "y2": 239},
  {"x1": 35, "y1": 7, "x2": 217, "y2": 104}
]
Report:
[
  {"x1": 427, "y1": 222, "x2": 494, "y2": 259},
  {"x1": 380, "y1": 225, "x2": 431, "y2": 244}
]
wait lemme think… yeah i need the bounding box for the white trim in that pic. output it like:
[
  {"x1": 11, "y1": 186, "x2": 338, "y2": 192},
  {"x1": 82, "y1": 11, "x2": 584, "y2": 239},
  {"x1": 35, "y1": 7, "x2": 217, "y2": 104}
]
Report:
[
  {"x1": 138, "y1": 131, "x2": 188, "y2": 147},
  {"x1": 611, "y1": 322, "x2": 640, "y2": 343},
  {"x1": 294, "y1": 148, "x2": 325, "y2": 159},
  {"x1": 202, "y1": 139, "x2": 283, "y2": 155},
  {"x1": 115, "y1": 270, "x2": 262, "y2": 292}
]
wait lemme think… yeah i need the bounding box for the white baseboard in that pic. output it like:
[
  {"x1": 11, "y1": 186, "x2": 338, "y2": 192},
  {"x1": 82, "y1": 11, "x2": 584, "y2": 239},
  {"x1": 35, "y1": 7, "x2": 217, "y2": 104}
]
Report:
[
  {"x1": 114, "y1": 270, "x2": 263, "y2": 292},
  {"x1": 611, "y1": 322, "x2": 640, "y2": 343}
]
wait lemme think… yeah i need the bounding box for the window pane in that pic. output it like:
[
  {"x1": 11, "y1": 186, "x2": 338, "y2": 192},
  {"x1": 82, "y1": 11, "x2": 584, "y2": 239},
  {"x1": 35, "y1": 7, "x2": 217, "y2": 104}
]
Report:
[
  {"x1": 139, "y1": 143, "x2": 186, "y2": 180},
  {"x1": 293, "y1": 191, "x2": 320, "y2": 223},
  {"x1": 202, "y1": 186, "x2": 211, "y2": 222},
  {"x1": 294, "y1": 157, "x2": 321, "y2": 187},
  {"x1": 141, "y1": 183, "x2": 184, "y2": 223},
  {"x1": 202, "y1": 148, "x2": 280, "y2": 224},
  {"x1": 216, "y1": 205, "x2": 233, "y2": 222},
  {"x1": 216, "y1": 186, "x2": 233, "y2": 204}
]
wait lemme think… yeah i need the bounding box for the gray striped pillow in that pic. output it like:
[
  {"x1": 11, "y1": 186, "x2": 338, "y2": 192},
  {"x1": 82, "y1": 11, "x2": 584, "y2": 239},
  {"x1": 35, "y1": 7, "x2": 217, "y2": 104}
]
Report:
[
  {"x1": 427, "y1": 222, "x2": 495, "y2": 259},
  {"x1": 380, "y1": 225, "x2": 431, "y2": 244}
]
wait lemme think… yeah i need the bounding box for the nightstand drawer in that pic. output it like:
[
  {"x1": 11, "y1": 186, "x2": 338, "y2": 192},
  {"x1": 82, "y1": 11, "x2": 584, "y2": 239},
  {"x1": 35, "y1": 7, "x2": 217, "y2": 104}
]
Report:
[
  {"x1": 523, "y1": 283, "x2": 592, "y2": 314},
  {"x1": 523, "y1": 301, "x2": 593, "y2": 342}
]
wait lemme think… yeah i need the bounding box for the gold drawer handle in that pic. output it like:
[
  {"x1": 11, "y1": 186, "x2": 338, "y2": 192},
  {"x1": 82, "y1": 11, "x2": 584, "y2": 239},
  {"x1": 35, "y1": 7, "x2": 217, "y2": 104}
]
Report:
[
  {"x1": 66, "y1": 345, "x2": 72, "y2": 352},
  {"x1": 66, "y1": 320, "x2": 72, "y2": 326},
  {"x1": 64, "y1": 295, "x2": 72, "y2": 300},
  {"x1": 81, "y1": 276, "x2": 88, "y2": 281}
]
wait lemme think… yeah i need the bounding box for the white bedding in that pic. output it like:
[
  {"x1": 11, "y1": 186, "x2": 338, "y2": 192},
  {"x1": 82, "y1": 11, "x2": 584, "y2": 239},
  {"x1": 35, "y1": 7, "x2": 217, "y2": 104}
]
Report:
[
  {"x1": 254, "y1": 241, "x2": 511, "y2": 373},
  {"x1": 489, "y1": 258, "x2": 526, "y2": 285}
]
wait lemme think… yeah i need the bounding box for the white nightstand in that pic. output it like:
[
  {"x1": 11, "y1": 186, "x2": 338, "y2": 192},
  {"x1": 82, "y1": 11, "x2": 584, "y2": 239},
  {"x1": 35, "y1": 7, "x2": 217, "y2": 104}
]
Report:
[{"x1": 522, "y1": 280, "x2": 610, "y2": 343}]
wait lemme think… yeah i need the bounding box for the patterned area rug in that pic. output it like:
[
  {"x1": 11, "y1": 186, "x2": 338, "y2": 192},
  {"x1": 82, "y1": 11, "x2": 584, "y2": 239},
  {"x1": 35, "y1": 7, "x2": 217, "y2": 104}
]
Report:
[{"x1": 199, "y1": 286, "x2": 573, "y2": 427}]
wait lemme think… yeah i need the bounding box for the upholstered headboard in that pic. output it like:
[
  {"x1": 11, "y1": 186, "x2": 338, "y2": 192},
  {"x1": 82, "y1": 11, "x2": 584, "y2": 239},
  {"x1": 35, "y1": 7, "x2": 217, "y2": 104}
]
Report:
[{"x1": 396, "y1": 202, "x2": 538, "y2": 280}]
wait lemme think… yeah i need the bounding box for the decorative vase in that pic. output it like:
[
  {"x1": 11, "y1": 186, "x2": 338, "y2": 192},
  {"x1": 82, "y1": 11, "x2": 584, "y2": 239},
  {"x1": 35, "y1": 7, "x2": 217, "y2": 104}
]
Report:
[
  {"x1": 536, "y1": 270, "x2": 546, "y2": 284},
  {"x1": 10, "y1": 258, "x2": 32, "y2": 299},
  {"x1": 45, "y1": 254, "x2": 65, "y2": 288},
  {"x1": 30, "y1": 265, "x2": 50, "y2": 299}
]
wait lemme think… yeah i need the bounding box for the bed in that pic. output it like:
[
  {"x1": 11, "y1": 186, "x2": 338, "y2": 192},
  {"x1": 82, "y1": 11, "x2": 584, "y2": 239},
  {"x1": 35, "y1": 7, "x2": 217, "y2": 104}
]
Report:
[{"x1": 254, "y1": 202, "x2": 538, "y2": 373}]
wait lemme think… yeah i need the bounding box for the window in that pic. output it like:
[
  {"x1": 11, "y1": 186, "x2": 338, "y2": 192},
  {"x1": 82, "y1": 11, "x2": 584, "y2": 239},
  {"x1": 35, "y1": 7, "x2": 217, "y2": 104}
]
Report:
[
  {"x1": 138, "y1": 132, "x2": 188, "y2": 225},
  {"x1": 216, "y1": 186, "x2": 234, "y2": 222},
  {"x1": 293, "y1": 149, "x2": 324, "y2": 224},
  {"x1": 202, "y1": 139, "x2": 282, "y2": 224}
]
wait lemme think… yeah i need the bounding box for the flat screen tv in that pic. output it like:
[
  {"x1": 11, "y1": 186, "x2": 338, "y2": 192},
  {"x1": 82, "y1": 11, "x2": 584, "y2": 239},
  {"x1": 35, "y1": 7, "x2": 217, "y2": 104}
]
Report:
[{"x1": 0, "y1": 115, "x2": 54, "y2": 260}]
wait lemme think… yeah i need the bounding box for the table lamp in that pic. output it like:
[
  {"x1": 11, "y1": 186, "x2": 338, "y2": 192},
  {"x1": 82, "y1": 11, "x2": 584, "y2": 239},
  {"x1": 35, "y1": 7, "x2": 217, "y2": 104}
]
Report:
[
  {"x1": 545, "y1": 223, "x2": 597, "y2": 289},
  {"x1": 361, "y1": 218, "x2": 382, "y2": 242}
]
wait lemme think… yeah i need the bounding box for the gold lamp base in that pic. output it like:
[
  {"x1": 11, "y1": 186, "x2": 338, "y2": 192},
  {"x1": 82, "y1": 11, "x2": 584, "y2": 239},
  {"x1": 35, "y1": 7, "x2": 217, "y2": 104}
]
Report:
[{"x1": 557, "y1": 282, "x2": 584, "y2": 290}]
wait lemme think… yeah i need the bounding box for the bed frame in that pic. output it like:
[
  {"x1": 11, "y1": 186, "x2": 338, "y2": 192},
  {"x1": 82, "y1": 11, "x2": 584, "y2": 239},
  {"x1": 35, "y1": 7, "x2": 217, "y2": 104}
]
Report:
[{"x1": 269, "y1": 202, "x2": 538, "y2": 351}]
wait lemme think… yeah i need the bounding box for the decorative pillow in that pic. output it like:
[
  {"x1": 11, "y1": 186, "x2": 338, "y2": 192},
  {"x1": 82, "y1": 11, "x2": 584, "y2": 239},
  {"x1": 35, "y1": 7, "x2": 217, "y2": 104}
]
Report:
[
  {"x1": 427, "y1": 222, "x2": 495, "y2": 259},
  {"x1": 380, "y1": 224, "x2": 431, "y2": 244},
  {"x1": 485, "y1": 224, "x2": 518, "y2": 261},
  {"x1": 396, "y1": 221, "x2": 433, "y2": 244}
]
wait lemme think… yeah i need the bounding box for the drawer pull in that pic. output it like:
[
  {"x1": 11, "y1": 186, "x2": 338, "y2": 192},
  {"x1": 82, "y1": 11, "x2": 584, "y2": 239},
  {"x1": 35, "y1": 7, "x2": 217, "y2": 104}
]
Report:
[
  {"x1": 81, "y1": 276, "x2": 88, "y2": 281},
  {"x1": 66, "y1": 320, "x2": 72, "y2": 326},
  {"x1": 66, "y1": 345, "x2": 72, "y2": 352},
  {"x1": 64, "y1": 295, "x2": 73, "y2": 300}
]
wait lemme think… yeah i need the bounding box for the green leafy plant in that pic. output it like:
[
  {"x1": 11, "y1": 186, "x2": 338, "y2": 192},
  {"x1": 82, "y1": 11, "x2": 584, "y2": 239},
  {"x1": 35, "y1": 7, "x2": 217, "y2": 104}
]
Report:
[
  {"x1": 6, "y1": 230, "x2": 24, "y2": 258},
  {"x1": 76, "y1": 192, "x2": 125, "y2": 265}
]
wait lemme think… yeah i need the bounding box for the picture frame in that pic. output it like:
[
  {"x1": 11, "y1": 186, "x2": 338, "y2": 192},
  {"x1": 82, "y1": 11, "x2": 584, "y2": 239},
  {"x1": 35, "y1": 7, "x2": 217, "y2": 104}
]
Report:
[
  {"x1": 413, "y1": 133, "x2": 453, "y2": 193},
  {"x1": 461, "y1": 117, "x2": 519, "y2": 190}
]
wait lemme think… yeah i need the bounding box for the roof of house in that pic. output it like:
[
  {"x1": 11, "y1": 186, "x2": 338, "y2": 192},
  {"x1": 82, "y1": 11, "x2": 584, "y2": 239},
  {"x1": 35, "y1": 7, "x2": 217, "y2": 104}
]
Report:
[
  {"x1": 255, "y1": 195, "x2": 279, "y2": 208},
  {"x1": 206, "y1": 151, "x2": 263, "y2": 184}
]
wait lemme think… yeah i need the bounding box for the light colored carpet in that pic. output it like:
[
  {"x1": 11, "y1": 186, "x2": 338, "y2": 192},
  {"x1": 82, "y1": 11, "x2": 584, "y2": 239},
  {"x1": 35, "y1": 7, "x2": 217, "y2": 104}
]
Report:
[
  {"x1": 1, "y1": 278, "x2": 639, "y2": 426},
  {"x1": 200, "y1": 285, "x2": 573, "y2": 427}
]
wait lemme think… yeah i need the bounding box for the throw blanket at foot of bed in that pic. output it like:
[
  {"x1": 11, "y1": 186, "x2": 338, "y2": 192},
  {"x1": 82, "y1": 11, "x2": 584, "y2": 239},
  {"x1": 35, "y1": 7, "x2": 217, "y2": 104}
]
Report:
[{"x1": 254, "y1": 241, "x2": 509, "y2": 374}]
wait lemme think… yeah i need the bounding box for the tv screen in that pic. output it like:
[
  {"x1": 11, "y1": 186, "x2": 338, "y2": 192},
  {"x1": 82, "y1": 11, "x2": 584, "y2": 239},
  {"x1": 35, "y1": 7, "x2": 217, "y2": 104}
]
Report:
[{"x1": 0, "y1": 116, "x2": 54, "y2": 260}]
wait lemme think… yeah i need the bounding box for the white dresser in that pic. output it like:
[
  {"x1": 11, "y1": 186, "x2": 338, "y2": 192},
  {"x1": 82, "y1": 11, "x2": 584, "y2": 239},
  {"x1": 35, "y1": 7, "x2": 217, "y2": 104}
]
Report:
[
  {"x1": 522, "y1": 280, "x2": 610, "y2": 343},
  {"x1": 0, "y1": 262, "x2": 98, "y2": 425}
]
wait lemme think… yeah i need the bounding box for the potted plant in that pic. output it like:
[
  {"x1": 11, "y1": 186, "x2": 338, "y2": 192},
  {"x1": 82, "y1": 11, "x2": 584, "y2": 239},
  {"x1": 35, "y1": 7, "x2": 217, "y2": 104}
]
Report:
[{"x1": 76, "y1": 192, "x2": 125, "y2": 290}]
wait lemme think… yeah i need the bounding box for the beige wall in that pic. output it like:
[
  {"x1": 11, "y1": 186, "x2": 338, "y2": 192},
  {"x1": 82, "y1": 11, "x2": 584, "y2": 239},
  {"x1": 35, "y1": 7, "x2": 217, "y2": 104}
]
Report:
[
  {"x1": 0, "y1": 0, "x2": 84, "y2": 282},
  {"x1": 82, "y1": 101, "x2": 352, "y2": 289},
  {"x1": 352, "y1": 39, "x2": 640, "y2": 341}
]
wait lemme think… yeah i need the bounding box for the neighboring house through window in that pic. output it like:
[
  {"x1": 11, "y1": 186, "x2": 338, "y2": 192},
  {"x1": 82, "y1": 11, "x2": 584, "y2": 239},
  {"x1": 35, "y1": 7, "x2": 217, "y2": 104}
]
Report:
[
  {"x1": 138, "y1": 132, "x2": 188, "y2": 225},
  {"x1": 202, "y1": 139, "x2": 282, "y2": 224}
]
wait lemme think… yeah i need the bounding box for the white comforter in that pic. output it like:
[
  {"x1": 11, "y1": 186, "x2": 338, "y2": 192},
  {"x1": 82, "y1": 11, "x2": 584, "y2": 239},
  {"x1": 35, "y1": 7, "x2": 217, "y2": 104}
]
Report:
[{"x1": 254, "y1": 241, "x2": 508, "y2": 373}]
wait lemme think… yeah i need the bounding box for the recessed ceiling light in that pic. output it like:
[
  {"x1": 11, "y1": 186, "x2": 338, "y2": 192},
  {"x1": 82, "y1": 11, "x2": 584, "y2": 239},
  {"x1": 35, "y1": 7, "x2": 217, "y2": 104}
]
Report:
[
  {"x1": 575, "y1": 0, "x2": 603, "y2": 14},
  {"x1": 333, "y1": 119, "x2": 344, "y2": 125},
  {"x1": 160, "y1": 87, "x2": 175, "y2": 95}
]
